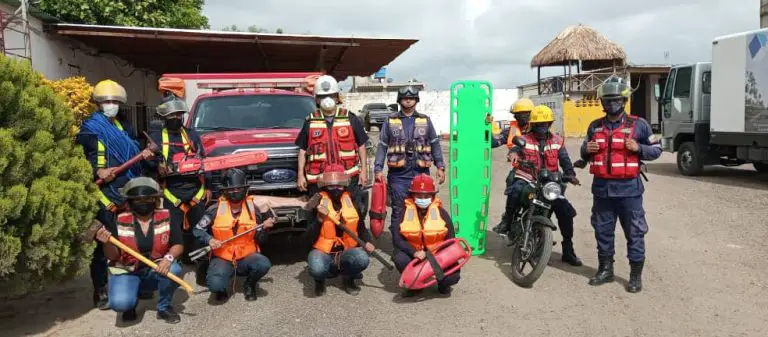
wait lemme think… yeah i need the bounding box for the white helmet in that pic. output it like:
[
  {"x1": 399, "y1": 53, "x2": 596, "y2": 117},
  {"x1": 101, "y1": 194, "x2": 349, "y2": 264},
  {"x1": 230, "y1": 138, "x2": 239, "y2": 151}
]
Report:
[{"x1": 314, "y1": 75, "x2": 340, "y2": 96}]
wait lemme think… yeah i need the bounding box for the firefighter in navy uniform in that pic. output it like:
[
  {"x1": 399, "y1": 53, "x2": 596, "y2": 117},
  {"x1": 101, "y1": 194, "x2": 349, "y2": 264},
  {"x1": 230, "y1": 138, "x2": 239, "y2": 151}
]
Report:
[
  {"x1": 76, "y1": 79, "x2": 153, "y2": 310},
  {"x1": 581, "y1": 76, "x2": 662, "y2": 293},
  {"x1": 93, "y1": 177, "x2": 184, "y2": 324},
  {"x1": 496, "y1": 105, "x2": 583, "y2": 266},
  {"x1": 193, "y1": 168, "x2": 274, "y2": 302},
  {"x1": 374, "y1": 86, "x2": 446, "y2": 237},
  {"x1": 295, "y1": 74, "x2": 369, "y2": 207},
  {"x1": 146, "y1": 97, "x2": 212, "y2": 265}
]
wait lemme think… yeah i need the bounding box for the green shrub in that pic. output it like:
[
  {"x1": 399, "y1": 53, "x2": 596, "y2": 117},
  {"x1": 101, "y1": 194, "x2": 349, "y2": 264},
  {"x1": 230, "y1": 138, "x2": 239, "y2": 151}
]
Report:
[{"x1": 0, "y1": 54, "x2": 99, "y2": 297}]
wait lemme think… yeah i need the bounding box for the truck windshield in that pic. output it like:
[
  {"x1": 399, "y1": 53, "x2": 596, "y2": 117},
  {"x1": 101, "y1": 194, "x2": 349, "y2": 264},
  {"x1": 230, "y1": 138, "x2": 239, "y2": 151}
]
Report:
[{"x1": 191, "y1": 94, "x2": 316, "y2": 130}]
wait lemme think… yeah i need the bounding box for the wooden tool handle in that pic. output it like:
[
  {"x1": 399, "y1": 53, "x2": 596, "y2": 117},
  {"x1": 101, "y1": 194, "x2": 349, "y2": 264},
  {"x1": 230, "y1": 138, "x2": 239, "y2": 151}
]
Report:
[{"x1": 108, "y1": 237, "x2": 194, "y2": 293}]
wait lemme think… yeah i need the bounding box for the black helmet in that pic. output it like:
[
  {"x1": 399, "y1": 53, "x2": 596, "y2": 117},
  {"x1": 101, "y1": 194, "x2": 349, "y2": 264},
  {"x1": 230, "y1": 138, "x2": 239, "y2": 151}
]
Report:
[
  {"x1": 221, "y1": 168, "x2": 248, "y2": 190},
  {"x1": 119, "y1": 177, "x2": 162, "y2": 199},
  {"x1": 397, "y1": 86, "x2": 420, "y2": 103}
]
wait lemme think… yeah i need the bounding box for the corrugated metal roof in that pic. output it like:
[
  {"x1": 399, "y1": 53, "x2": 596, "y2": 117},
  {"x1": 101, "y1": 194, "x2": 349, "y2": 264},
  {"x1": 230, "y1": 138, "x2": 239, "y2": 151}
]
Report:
[{"x1": 45, "y1": 24, "x2": 418, "y2": 81}]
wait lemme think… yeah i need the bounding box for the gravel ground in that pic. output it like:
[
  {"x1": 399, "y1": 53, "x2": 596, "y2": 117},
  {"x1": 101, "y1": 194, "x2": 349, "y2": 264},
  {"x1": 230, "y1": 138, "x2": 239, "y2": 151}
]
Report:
[{"x1": 2, "y1": 137, "x2": 768, "y2": 337}]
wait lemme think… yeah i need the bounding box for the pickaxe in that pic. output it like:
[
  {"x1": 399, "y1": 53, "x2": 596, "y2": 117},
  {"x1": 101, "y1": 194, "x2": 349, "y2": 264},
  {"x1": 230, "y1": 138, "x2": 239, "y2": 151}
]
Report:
[{"x1": 95, "y1": 131, "x2": 159, "y2": 186}]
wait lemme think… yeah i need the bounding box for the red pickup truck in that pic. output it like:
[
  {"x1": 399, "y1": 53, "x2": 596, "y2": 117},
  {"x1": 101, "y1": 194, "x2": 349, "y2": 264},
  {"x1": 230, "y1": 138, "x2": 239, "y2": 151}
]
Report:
[{"x1": 160, "y1": 72, "x2": 372, "y2": 233}]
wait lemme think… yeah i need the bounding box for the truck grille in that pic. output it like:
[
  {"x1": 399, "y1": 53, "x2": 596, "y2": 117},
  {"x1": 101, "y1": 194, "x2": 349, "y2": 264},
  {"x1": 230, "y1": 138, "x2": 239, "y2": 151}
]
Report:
[{"x1": 209, "y1": 146, "x2": 301, "y2": 196}]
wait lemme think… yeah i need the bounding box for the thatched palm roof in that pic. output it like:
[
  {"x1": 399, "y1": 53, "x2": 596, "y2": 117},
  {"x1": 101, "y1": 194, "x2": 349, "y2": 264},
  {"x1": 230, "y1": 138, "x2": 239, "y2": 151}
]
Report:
[{"x1": 530, "y1": 24, "x2": 626, "y2": 70}]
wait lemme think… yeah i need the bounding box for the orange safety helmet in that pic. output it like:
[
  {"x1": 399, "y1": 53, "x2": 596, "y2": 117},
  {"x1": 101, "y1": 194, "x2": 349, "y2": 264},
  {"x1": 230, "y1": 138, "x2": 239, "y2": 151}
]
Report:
[
  {"x1": 318, "y1": 164, "x2": 350, "y2": 188},
  {"x1": 409, "y1": 174, "x2": 437, "y2": 194}
]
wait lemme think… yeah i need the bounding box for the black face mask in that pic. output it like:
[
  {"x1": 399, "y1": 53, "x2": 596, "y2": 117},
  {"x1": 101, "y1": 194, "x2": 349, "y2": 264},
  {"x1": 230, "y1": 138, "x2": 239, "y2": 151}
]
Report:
[
  {"x1": 130, "y1": 201, "x2": 155, "y2": 217},
  {"x1": 227, "y1": 188, "x2": 247, "y2": 203},
  {"x1": 515, "y1": 114, "x2": 530, "y2": 127},
  {"x1": 165, "y1": 118, "x2": 183, "y2": 131},
  {"x1": 325, "y1": 188, "x2": 344, "y2": 200}
]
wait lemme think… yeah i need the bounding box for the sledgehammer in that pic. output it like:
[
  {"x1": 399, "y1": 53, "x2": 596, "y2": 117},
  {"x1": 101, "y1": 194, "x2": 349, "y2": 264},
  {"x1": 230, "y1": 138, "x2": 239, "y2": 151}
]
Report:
[
  {"x1": 82, "y1": 219, "x2": 194, "y2": 294},
  {"x1": 95, "y1": 132, "x2": 159, "y2": 186}
]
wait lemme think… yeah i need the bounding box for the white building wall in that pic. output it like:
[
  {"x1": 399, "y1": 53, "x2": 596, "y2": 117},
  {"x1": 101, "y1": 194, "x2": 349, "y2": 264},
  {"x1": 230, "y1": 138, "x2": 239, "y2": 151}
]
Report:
[
  {"x1": 342, "y1": 88, "x2": 520, "y2": 135},
  {"x1": 1, "y1": 3, "x2": 160, "y2": 132}
]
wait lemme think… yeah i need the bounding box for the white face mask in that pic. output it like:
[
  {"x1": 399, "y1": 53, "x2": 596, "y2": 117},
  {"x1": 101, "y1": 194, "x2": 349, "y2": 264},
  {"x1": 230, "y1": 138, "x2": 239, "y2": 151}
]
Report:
[
  {"x1": 319, "y1": 97, "x2": 336, "y2": 111},
  {"x1": 101, "y1": 103, "x2": 119, "y2": 118},
  {"x1": 414, "y1": 198, "x2": 432, "y2": 209}
]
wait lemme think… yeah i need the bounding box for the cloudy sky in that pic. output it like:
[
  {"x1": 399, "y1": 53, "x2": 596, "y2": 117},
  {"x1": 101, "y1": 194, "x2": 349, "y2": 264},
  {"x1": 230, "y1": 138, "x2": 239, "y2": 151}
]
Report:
[{"x1": 203, "y1": 0, "x2": 758, "y2": 90}]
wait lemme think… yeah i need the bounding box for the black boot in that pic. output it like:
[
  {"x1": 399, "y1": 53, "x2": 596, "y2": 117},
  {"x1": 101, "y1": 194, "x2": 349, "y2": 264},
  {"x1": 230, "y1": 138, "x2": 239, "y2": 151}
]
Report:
[
  {"x1": 92, "y1": 286, "x2": 109, "y2": 310},
  {"x1": 122, "y1": 308, "x2": 137, "y2": 322},
  {"x1": 437, "y1": 284, "x2": 453, "y2": 296},
  {"x1": 627, "y1": 261, "x2": 644, "y2": 293},
  {"x1": 588, "y1": 257, "x2": 614, "y2": 286},
  {"x1": 560, "y1": 240, "x2": 583, "y2": 266},
  {"x1": 492, "y1": 212, "x2": 511, "y2": 235},
  {"x1": 214, "y1": 291, "x2": 229, "y2": 302},
  {"x1": 343, "y1": 276, "x2": 361, "y2": 296},
  {"x1": 244, "y1": 277, "x2": 258, "y2": 301},
  {"x1": 314, "y1": 280, "x2": 326, "y2": 296}
]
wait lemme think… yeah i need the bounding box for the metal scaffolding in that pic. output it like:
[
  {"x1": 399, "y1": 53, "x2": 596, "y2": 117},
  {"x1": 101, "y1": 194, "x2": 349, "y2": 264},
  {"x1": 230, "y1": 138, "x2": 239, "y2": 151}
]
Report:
[{"x1": 0, "y1": 0, "x2": 32, "y2": 60}]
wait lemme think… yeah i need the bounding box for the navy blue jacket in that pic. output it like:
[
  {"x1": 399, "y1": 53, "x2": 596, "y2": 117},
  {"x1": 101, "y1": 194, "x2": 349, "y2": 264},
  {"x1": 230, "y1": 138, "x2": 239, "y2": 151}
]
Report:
[
  {"x1": 391, "y1": 206, "x2": 455, "y2": 257},
  {"x1": 146, "y1": 127, "x2": 212, "y2": 202},
  {"x1": 374, "y1": 111, "x2": 445, "y2": 180},
  {"x1": 580, "y1": 114, "x2": 662, "y2": 198}
]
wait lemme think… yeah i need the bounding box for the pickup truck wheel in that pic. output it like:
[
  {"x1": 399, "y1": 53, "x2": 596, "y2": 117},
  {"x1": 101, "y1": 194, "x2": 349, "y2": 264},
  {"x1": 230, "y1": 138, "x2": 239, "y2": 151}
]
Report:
[
  {"x1": 753, "y1": 162, "x2": 768, "y2": 173},
  {"x1": 677, "y1": 142, "x2": 703, "y2": 176}
]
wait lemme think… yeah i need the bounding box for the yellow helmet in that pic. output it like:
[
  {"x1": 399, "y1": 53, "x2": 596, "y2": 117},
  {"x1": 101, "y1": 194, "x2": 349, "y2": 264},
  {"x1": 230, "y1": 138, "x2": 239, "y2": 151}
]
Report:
[
  {"x1": 529, "y1": 105, "x2": 555, "y2": 124},
  {"x1": 510, "y1": 98, "x2": 534, "y2": 113},
  {"x1": 93, "y1": 79, "x2": 127, "y2": 104}
]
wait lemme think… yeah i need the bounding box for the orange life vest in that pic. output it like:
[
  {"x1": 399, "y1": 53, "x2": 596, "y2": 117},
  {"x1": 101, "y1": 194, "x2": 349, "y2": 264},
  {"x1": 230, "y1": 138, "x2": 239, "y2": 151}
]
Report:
[
  {"x1": 112, "y1": 209, "x2": 172, "y2": 272},
  {"x1": 400, "y1": 198, "x2": 448, "y2": 252},
  {"x1": 211, "y1": 196, "x2": 260, "y2": 262},
  {"x1": 313, "y1": 191, "x2": 359, "y2": 254},
  {"x1": 589, "y1": 116, "x2": 640, "y2": 179},
  {"x1": 305, "y1": 108, "x2": 361, "y2": 184},
  {"x1": 505, "y1": 122, "x2": 524, "y2": 150},
  {"x1": 514, "y1": 133, "x2": 563, "y2": 181}
]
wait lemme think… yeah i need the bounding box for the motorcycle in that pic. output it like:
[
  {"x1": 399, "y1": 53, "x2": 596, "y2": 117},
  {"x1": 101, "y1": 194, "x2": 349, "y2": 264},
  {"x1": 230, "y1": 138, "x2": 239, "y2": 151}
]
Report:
[{"x1": 506, "y1": 136, "x2": 578, "y2": 287}]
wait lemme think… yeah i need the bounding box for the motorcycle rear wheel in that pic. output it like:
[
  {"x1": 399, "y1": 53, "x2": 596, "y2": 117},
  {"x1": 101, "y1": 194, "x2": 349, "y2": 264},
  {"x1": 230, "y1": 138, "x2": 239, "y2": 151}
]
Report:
[{"x1": 509, "y1": 216, "x2": 553, "y2": 287}]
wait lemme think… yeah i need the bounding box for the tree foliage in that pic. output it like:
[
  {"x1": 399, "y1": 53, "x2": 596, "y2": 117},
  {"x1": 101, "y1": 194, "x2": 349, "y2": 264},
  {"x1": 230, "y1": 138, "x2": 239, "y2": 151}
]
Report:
[
  {"x1": 40, "y1": 76, "x2": 97, "y2": 139},
  {"x1": 221, "y1": 25, "x2": 285, "y2": 34},
  {"x1": 745, "y1": 71, "x2": 766, "y2": 109},
  {"x1": 0, "y1": 55, "x2": 99, "y2": 297},
  {"x1": 37, "y1": 0, "x2": 209, "y2": 29}
]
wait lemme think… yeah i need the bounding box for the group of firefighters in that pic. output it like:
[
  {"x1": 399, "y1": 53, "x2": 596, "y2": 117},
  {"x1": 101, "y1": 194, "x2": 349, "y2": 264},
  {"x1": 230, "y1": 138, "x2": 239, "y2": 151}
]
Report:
[{"x1": 75, "y1": 72, "x2": 660, "y2": 325}]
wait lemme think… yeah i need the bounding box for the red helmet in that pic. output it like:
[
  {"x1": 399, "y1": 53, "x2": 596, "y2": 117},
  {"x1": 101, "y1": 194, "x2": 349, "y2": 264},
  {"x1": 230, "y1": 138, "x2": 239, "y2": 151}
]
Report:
[
  {"x1": 409, "y1": 174, "x2": 437, "y2": 194},
  {"x1": 318, "y1": 164, "x2": 350, "y2": 188}
]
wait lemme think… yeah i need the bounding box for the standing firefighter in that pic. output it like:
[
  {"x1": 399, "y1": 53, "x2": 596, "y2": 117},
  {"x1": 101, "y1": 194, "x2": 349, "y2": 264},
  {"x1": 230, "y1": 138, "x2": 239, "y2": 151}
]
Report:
[
  {"x1": 581, "y1": 76, "x2": 661, "y2": 293},
  {"x1": 76, "y1": 79, "x2": 153, "y2": 310},
  {"x1": 93, "y1": 177, "x2": 184, "y2": 324},
  {"x1": 193, "y1": 168, "x2": 274, "y2": 302},
  {"x1": 295, "y1": 74, "x2": 369, "y2": 204},
  {"x1": 307, "y1": 164, "x2": 375, "y2": 296},
  {"x1": 146, "y1": 97, "x2": 212, "y2": 264},
  {"x1": 374, "y1": 86, "x2": 446, "y2": 235}
]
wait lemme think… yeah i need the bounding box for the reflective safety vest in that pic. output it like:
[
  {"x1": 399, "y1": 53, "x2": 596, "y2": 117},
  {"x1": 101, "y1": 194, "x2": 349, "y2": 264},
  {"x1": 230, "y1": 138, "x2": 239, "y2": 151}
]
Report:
[
  {"x1": 515, "y1": 133, "x2": 563, "y2": 181},
  {"x1": 161, "y1": 128, "x2": 206, "y2": 230},
  {"x1": 111, "y1": 209, "x2": 172, "y2": 272},
  {"x1": 589, "y1": 117, "x2": 640, "y2": 179},
  {"x1": 212, "y1": 196, "x2": 260, "y2": 262},
  {"x1": 400, "y1": 198, "x2": 448, "y2": 252},
  {"x1": 386, "y1": 113, "x2": 433, "y2": 168},
  {"x1": 313, "y1": 191, "x2": 359, "y2": 254},
  {"x1": 505, "y1": 122, "x2": 524, "y2": 150},
  {"x1": 97, "y1": 119, "x2": 126, "y2": 212},
  {"x1": 305, "y1": 108, "x2": 360, "y2": 183}
]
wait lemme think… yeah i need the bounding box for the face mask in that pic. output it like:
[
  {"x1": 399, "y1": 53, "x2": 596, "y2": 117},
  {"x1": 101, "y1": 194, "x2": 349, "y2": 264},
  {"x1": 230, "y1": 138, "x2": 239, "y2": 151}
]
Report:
[
  {"x1": 320, "y1": 97, "x2": 336, "y2": 111},
  {"x1": 414, "y1": 198, "x2": 432, "y2": 209},
  {"x1": 102, "y1": 104, "x2": 119, "y2": 118},
  {"x1": 227, "y1": 189, "x2": 246, "y2": 203},
  {"x1": 515, "y1": 114, "x2": 530, "y2": 127},
  {"x1": 533, "y1": 125, "x2": 549, "y2": 136},
  {"x1": 326, "y1": 188, "x2": 344, "y2": 200},
  {"x1": 603, "y1": 99, "x2": 625, "y2": 116},
  {"x1": 165, "y1": 118, "x2": 183, "y2": 131},
  {"x1": 130, "y1": 201, "x2": 155, "y2": 217}
]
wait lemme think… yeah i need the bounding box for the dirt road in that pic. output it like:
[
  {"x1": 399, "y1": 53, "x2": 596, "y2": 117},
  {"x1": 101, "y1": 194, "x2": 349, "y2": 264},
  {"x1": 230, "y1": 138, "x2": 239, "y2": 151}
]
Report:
[{"x1": 2, "y1": 138, "x2": 768, "y2": 336}]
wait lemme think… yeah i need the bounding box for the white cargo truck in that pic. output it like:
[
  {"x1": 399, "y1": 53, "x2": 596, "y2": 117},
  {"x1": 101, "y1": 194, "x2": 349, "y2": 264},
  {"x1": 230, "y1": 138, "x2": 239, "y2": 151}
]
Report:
[{"x1": 655, "y1": 27, "x2": 768, "y2": 175}]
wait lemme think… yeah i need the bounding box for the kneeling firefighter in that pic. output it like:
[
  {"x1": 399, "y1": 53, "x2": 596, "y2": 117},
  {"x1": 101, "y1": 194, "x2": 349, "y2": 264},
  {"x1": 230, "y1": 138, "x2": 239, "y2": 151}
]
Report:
[
  {"x1": 494, "y1": 105, "x2": 583, "y2": 266},
  {"x1": 146, "y1": 97, "x2": 212, "y2": 265},
  {"x1": 307, "y1": 164, "x2": 375, "y2": 296},
  {"x1": 392, "y1": 174, "x2": 460, "y2": 296},
  {"x1": 192, "y1": 168, "x2": 275, "y2": 301}
]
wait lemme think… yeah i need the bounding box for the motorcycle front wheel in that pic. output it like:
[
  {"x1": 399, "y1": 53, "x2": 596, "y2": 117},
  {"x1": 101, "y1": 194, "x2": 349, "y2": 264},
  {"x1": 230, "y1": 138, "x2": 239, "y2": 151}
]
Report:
[{"x1": 509, "y1": 216, "x2": 553, "y2": 287}]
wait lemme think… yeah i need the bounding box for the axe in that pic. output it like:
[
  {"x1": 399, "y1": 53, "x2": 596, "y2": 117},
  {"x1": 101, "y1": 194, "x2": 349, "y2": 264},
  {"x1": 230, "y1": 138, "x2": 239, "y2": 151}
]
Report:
[
  {"x1": 83, "y1": 219, "x2": 194, "y2": 293},
  {"x1": 95, "y1": 131, "x2": 159, "y2": 186},
  {"x1": 316, "y1": 205, "x2": 395, "y2": 271}
]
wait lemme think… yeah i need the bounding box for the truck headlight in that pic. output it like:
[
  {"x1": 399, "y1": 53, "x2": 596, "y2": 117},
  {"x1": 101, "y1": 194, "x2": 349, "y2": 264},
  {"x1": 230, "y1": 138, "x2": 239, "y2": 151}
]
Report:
[{"x1": 542, "y1": 182, "x2": 562, "y2": 201}]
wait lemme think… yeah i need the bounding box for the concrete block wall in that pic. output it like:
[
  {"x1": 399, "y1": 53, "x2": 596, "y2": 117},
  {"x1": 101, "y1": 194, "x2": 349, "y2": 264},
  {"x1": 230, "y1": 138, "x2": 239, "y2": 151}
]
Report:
[{"x1": 341, "y1": 88, "x2": 520, "y2": 134}]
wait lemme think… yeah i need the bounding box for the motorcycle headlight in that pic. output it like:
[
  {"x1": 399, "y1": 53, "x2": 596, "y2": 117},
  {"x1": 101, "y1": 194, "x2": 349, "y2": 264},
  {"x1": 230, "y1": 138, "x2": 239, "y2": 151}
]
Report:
[{"x1": 542, "y1": 182, "x2": 562, "y2": 201}]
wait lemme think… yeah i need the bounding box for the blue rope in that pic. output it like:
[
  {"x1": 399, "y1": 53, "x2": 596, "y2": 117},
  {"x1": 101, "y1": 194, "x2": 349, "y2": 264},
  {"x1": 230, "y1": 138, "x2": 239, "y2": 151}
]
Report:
[{"x1": 81, "y1": 112, "x2": 141, "y2": 194}]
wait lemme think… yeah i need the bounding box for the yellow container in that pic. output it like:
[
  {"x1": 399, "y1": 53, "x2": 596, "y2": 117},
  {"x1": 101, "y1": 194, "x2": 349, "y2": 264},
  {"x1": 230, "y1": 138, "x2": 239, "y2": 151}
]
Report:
[{"x1": 562, "y1": 95, "x2": 631, "y2": 137}]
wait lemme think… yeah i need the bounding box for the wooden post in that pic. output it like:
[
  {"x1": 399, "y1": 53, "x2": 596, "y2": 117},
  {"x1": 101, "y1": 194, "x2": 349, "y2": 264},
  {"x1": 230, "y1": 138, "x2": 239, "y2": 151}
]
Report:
[{"x1": 537, "y1": 66, "x2": 541, "y2": 95}]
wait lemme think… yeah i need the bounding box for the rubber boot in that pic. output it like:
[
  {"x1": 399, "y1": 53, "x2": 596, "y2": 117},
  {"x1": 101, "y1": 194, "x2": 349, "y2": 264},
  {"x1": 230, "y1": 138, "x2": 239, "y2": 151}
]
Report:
[
  {"x1": 314, "y1": 280, "x2": 326, "y2": 296},
  {"x1": 437, "y1": 283, "x2": 453, "y2": 296},
  {"x1": 560, "y1": 240, "x2": 583, "y2": 266},
  {"x1": 492, "y1": 211, "x2": 511, "y2": 235},
  {"x1": 244, "y1": 277, "x2": 258, "y2": 301},
  {"x1": 626, "y1": 261, "x2": 644, "y2": 293},
  {"x1": 93, "y1": 286, "x2": 109, "y2": 310},
  {"x1": 343, "y1": 276, "x2": 361, "y2": 296},
  {"x1": 588, "y1": 257, "x2": 614, "y2": 286}
]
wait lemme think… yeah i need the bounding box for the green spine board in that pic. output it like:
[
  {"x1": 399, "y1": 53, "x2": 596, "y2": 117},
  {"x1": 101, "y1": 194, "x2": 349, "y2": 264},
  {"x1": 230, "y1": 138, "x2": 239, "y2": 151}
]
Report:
[{"x1": 448, "y1": 80, "x2": 492, "y2": 256}]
